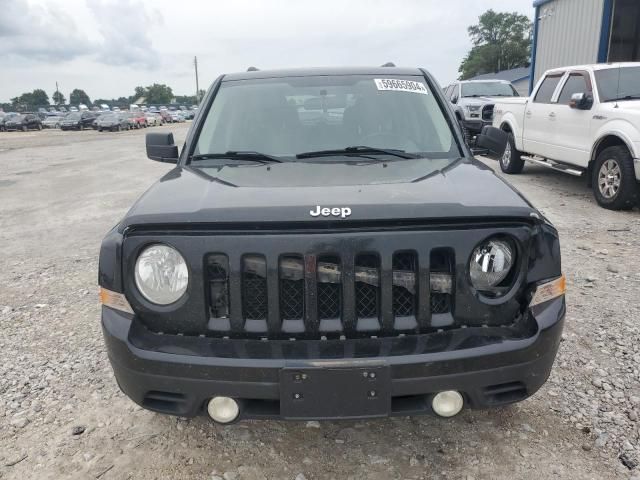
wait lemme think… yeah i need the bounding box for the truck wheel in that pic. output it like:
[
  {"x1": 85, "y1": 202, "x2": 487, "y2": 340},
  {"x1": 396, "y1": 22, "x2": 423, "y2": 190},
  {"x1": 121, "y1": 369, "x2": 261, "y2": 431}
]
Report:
[
  {"x1": 499, "y1": 133, "x2": 525, "y2": 174},
  {"x1": 593, "y1": 146, "x2": 638, "y2": 210}
]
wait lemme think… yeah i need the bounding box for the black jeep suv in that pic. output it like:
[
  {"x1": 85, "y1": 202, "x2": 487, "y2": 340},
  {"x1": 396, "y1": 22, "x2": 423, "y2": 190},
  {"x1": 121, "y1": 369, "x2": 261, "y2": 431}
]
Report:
[{"x1": 99, "y1": 67, "x2": 565, "y2": 423}]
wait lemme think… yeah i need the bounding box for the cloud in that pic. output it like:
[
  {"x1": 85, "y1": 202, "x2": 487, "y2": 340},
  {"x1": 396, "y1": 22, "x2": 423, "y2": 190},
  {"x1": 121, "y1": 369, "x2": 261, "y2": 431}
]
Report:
[
  {"x1": 86, "y1": 0, "x2": 163, "y2": 69},
  {"x1": 0, "y1": 0, "x2": 95, "y2": 62}
]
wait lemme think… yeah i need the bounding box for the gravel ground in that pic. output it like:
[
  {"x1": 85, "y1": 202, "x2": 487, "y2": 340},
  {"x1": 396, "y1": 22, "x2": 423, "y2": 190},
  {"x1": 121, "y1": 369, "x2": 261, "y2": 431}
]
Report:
[{"x1": 1, "y1": 125, "x2": 639, "y2": 479}]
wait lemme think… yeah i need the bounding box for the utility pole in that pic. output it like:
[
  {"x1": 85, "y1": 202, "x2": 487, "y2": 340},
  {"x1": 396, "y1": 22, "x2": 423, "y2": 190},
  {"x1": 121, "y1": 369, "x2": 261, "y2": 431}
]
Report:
[
  {"x1": 55, "y1": 81, "x2": 60, "y2": 105},
  {"x1": 194, "y1": 56, "x2": 200, "y2": 104}
]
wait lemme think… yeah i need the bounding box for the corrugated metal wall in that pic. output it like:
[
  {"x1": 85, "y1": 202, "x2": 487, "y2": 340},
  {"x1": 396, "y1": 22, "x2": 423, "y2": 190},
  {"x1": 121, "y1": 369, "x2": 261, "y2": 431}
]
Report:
[{"x1": 533, "y1": 0, "x2": 604, "y2": 84}]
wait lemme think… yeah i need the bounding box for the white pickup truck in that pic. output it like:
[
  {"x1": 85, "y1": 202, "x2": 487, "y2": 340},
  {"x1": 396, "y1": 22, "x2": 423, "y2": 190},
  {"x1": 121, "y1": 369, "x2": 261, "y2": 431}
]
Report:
[{"x1": 487, "y1": 63, "x2": 640, "y2": 210}]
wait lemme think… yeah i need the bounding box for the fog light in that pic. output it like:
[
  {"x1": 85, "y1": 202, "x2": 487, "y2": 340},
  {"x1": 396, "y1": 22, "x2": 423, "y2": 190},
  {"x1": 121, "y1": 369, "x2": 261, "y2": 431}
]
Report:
[
  {"x1": 432, "y1": 391, "x2": 464, "y2": 417},
  {"x1": 207, "y1": 397, "x2": 239, "y2": 423}
]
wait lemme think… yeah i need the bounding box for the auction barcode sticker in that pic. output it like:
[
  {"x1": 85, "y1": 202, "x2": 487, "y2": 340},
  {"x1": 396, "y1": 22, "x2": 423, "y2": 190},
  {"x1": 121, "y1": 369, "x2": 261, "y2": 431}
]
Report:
[{"x1": 374, "y1": 78, "x2": 429, "y2": 95}]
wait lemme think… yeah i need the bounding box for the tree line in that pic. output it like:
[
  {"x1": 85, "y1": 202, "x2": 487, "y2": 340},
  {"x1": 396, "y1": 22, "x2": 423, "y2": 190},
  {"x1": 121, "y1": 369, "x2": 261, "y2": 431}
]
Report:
[
  {"x1": 458, "y1": 9, "x2": 533, "y2": 80},
  {"x1": 2, "y1": 84, "x2": 205, "y2": 112}
]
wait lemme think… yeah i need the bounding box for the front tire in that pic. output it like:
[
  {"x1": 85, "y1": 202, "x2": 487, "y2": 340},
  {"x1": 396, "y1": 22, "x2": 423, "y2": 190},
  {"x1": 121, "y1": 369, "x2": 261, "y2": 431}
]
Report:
[
  {"x1": 499, "y1": 133, "x2": 525, "y2": 174},
  {"x1": 22, "y1": 125, "x2": 27, "y2": 132},
  {"x1": 593, "y1": 146, "x2": 639, "y2": 210}
]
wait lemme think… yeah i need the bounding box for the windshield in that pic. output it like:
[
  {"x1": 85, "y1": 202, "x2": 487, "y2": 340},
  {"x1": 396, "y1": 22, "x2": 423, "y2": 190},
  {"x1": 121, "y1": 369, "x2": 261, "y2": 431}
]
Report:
[
  {"x1": 66, "y1": 113, "x2": 80, "y2": 120},
  {"x1": 595, "y1": 67, "x2": 640, "y2": 102},
  {"x1": 193, "y1": 75, "x2": 459, "y2": 162},
  {"x1": 461, "y1": 82, "x2": 518, "y2": 97}
]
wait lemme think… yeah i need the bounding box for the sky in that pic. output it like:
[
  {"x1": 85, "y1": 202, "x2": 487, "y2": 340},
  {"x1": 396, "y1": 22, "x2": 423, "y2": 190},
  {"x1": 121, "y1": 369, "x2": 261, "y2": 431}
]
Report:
[{"x1": 0, "y1": 0, "x2": 534, "y2": 103}]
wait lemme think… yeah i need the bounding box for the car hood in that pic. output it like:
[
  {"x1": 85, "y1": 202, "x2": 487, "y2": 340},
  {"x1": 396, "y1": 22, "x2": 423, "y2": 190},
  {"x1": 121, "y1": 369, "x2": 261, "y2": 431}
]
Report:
[{"x1": 121, "y1": 158, "x2": 538, "y2": 228}]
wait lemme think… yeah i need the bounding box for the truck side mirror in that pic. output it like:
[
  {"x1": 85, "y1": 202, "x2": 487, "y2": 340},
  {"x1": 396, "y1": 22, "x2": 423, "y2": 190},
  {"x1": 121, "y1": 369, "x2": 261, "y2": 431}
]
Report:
[
  {"x1": 146, "y1": 132, "x2": 179, "y2": 163},
  {"x1": 569, "y1": 92, "x2": 593, "y2": 110},
  {"x1": 475, "y1": 126, "x2": 508, "y2": 157},
  {"x1": 451, "y1": 95, "x2": 458, "y2": 104}
]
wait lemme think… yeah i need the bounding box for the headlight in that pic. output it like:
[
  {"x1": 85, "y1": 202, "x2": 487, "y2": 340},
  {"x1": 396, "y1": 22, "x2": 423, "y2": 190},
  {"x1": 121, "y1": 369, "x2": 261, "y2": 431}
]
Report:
[
  {"x1": 466, "y1": 105, "x2": 481, "y2": 112},
  {"x1": 135, "y1": 244, "x2": 189, "y2": 305},
  {"x1": 469, "y1": 239, "x2": 514, "y2": 293}
]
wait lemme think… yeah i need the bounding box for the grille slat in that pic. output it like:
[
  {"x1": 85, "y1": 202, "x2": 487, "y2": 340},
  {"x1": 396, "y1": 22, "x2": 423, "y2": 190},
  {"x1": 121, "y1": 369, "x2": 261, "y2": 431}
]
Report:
[{"x1": 221, "y1": 248, "x2": 456, "y2": 339}]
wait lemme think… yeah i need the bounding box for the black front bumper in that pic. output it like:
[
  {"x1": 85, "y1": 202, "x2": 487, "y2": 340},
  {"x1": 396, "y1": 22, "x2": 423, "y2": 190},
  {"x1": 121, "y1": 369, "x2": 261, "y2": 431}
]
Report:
[{"x1": 102, "y1": 296, "x2": 565, "y2": 421}]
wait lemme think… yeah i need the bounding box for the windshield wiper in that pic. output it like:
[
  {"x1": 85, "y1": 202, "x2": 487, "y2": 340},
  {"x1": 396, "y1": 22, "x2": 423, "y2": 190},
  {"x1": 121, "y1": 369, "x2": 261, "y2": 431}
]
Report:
[
  {"x1": 190, "y1": 151, "x2": 286, "y2": 164},
  {"x1": 296, "y1": 146, "x2": 417, "y2": 160}
]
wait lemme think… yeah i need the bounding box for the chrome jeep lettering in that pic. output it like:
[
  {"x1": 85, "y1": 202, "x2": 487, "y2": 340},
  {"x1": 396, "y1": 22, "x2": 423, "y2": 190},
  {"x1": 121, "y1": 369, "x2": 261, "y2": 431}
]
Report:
[{"x1": 309, "y1": 206, "x2": 352, "y2": 218}]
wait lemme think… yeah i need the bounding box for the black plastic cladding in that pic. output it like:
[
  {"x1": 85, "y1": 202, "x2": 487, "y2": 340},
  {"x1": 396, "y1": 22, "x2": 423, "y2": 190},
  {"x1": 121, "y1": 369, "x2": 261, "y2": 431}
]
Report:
[{"x1": 118, "y1": 224, "x2": 549, "y2": 337}]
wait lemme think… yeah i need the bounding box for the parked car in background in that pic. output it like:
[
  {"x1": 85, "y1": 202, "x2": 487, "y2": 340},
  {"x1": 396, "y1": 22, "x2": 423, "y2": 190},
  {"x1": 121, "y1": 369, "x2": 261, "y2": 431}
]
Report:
[
  {"x1": 42, "y1": 115, "x2": 64, "y2": 129},
  {"x1": 122, "y1": 112, "x2": 138, "y2": 130},
  {"x1": 145, "y1": 112, "x2": 163, "y2": 126},
  {"x1": 485, "y1": 62, "x2": 640, "y2": 210},
  {"x1": 91, "y1": 112, "x2": 105, "y2": 129},
  {"x1": 113, "y1": 107, "x2": 121, "y2": 113},
  {"x1": 0, "y1": 112, "x2": 19, "y2": 131},
  {"x1": 96, "y1": 113, "x2": 131, "y2": 132},
  {"x1": 130, "y1": 111, "x2": 148, "y2": 128},
  {"x1": 158, "y1": 110, "x2": 172, "y2": 123},
  {"x1": 169, "y1": 110, "x2": 185, "y2": 123},
  {"x1": 444, "y1": 80, "x2": 519, "y2": 145},
  {"x1": 60, "y1": 111, "x2": 96, "y2": 130},
  {"x1": 3, "y1": 113, "x2": 42, "y2": 131}
]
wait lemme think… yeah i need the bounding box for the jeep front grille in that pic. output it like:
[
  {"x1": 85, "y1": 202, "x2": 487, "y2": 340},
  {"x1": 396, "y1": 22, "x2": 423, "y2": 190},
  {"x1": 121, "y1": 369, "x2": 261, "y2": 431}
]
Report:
[{"x1": 206, "y1": 249, "x2": 455, "y2": 339}]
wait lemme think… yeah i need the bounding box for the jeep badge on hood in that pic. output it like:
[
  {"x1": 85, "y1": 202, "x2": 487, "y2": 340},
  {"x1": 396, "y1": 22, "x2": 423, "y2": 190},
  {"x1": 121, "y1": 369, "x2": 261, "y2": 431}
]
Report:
[{"x1": 310, "y1": 205, "x2": 352, "y2": 218}]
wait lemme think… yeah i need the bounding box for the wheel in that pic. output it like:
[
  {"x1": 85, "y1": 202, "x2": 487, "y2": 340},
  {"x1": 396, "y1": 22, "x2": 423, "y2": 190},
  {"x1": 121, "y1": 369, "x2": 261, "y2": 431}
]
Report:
[
  {"x1": 80, "y1": 124, "x2": 84, "y2": 131},
  {"x1": 592, "y1": 146, "x2": 639, "y2": 210},
  {"x1": 37, "y1": 123, "x2": 42, "y2": 130},
  {"x1": 55, "y1": 123, "x2": 60, "y2": 129},
  {"x1": 22, "y1": 125, "x2": 27, "y2": 132},
  {"x1": 98, "y1": 128, "x2": 103, "y2": 132},
  {"x1": 499, "y1": 133, "x2": 525, "y2": 174}
]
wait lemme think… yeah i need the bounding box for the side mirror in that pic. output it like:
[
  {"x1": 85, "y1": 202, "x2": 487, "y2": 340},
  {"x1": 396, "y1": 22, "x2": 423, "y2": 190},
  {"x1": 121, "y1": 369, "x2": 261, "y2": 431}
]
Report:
[
  {"x1": 451, "y1": 95, "x2": 458, "y2": 104},
  {"x1": 475, "y1": 126, "x2": 508, "y2": 157},
  {"x1": 146, "y1": 132, "x2": 179, "y2": 163},
  {"x1": 569, "y1": 92, "x2": 593, "y2": 110}
]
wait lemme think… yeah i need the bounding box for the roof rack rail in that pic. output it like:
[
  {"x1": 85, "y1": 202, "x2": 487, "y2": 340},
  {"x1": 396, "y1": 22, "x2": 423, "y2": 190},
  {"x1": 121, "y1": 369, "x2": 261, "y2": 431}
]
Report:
[
  {"x1": 247, "y1": 66, "x2": 259, "y2": 72},
  {"x1": 381, "y1": 62, "x2": 396, "y2": 67}
]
